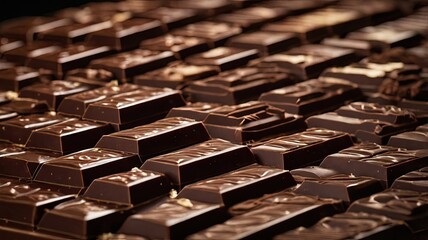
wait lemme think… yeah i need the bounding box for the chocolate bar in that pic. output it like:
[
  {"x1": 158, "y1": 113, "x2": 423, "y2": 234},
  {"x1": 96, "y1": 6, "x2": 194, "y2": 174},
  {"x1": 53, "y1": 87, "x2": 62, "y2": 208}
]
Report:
[
  {"x1": 186, "y1": 47, "x2": 258, "y2": 72},
  {"x1": 306, "y1": 102, "x2": 419, "y2": 144},
  {"x1": 203, "y1": 101, "x2": 306, "y2": 143},
  {"x1": 294, "y1": 174, "x2": 385, "y2": 204},
  {"x1": 320, "y1": 143, "x2": 428, "y2": 187},
  {"x1": 57, "y1": 84, "x2": 141, "y2": 117},
  {"x1": 226, "y1": 31, "x2": 300, "y2": 56},
  {"x1": 178, "y1": 164, "x2": 296, "y2": 207},
  {"x1": 38, "y1": 198, "x2": 130, "y2": 239},
  {"x1": 388, "y1": 124, "x2": 428, "y2": 149},
  {"x1": 274, "y1": 212, "x2": 412, "y2": 239},
  {"x1": 0, "y1": 113, "x2": 68, "y2": 145},
  {"x1": 85, "y1": 19, "x2": 164, "y2": 51},
  {"x1": 82, "y1": 87, "x2": 186, "y2": 131},
  {"x1": 83, "y1": 168, "x2": 171, "y2": 206},
  {"x1": 25, "y1": 118, "x2": 113, "y2": 154},
  {"x1": 118, "y1": 198, "x2": 227, "y2": 239},
  {"x1": 0, "y1": 66, "x2": 39, "y2": 91},
  {"x1": 26, "y1": 44, "x2": 114, "y2": 78},
  {"x1": 251, "y1": 128, "x2": 354, "y2": 169},
  {"x1": 290, "y1": 166, "x2": 341, "y2": 183},
  {"x1": 64, "y1": 68, "x2": 115, "y2": 87},
  {"x1": 142, "y1": 139, "x2": 255, "y2": 189},
  {"x1": 2, "y1": 41, "x2": 62, "y2": 66},
  {"x1": 0, "y1": 180, "x2": 75, "y2": 227},
  {"x1": 0, "y1": 225, "x2": 70, "y2": 240},
  {"x1": 96, "y1": 117, "x2": 210, "y2": 159},
  {"x1": 34, "y1": 148, "x2": 141, "y2": 192},
  {"x1": 255, "y1": 44, "x2": 356, "y2": 80},
  {"x1": 134, "y1": 61, "x2": 219, "y2": 89},
  {"x1": 18, "y1": 80, "x2": 93, "y2": 110},
  {"x1": 172, "y1": 21, "x2": 242, "y2": 48},
  {"x1": 0, "y1": 146, "x2": 59, "y2": 180},
  {"x1": 188, "y1": 191, "x2": 345, "y2": 239},
  {"x1": 0, "y1": 37, "x2": 23, "y2": 56},
  {"x1": 0, "y1": 98, "x2": 49, "y2": 115},
  {"x1": 89, "y1": 49, "x2": 176, "y2": 82},
  {"x1": 140, "y1": 34, "x2": 209, "y2": 60},
  {"x1": 391, "y1": 167, "x2": 428, "y2": 192},
  {"x1": 166, "y1": 102, "x2": 223, "y2": 121},
  {"x1": 184, "y1": 66, "x2": 296, "y2": 104},
  {"x1": 259, "y1": 77, "x2": 363, "y2": 116},
  {"x1": 321, "y1": 37, "x2": 376, "y2": 58},
  {"x1": 348, "y1": 189, "x2": 428, "y2": 233}
]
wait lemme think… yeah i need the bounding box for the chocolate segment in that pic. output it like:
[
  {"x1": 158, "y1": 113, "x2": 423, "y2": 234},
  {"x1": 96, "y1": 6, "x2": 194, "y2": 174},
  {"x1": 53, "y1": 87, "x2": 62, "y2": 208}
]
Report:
[
  {"x1": 391, "y1": 167, "x2": 428, "y2": 192},
  {"x1": 82, "y1": 87, "x2": 186, "y2": 131},
  {"x1": 203, "y1": 101, "x2": 306, "y2": 144},
  {"x1": 290, "y1": 166, "x2": 341, "y2": 183},
  {"x1": 251, "y1": 128, "x2": 354, "y2": 169},
  {"x1": 0, "y1": 180, "x2": 75, "y2": 227},
  {"x1": 19, "y1": 80, "x2": 93, "y2": 110},
  {"x1": 85, "y1": 19, "x2": 164, "y2": 51},
  {"x1": 388, "y1": 124, "x2": 428, "y2": 149},
  {"x1": 0, "y1": 37, "x2": 23, "y2": 56},
  {"x1": 184, "y1": 66, "x2": 296, "y2": 104},
  {"x1": 178, "y1": 164, "x2": 296, "y2": 207},
  {"x1": 57, "y1": 84, "x2": 141, "y2": 117},
  {"x1": 89, "y1": 49, "x2": 176, "y2": 82},
  {"x1": 119, "y1": 198, "x2": 227, "y2": 239},
  {"x1": 141, "y1": 7, "x2": 200, "y2": 30},
  {"x1": 167, "y1": 0, "x2": 236, "y2": 17},
  {"x1": 348, "y1": 189, "x2": 428, "y2": 233},
  {"x1": 259, "y1": 77, "x2": 363, "y2": 116},
  {"x1": 38, "y1": 198, "x2": 130, "y2": 239},
  {"x1": 34, "y1": 148, "x2": 141, "y2": 190},
  {"x1": 95, "y1": 117, "x2": 210, "y2": 159},
  {"x1": 83, "y1": 168, "x2": 171, "y2": 206},
  {"x1": 0, "y1": 98, "x2": 49, "y2": 115},
  {"x1": 186, "y1": 47, "x2": 259, "y2": 72},
  {"x1": 142, "y1": 139, "x2": 255, "y2": 189},
  {"x1": 25, "y1": 118, "x2": 113, "y2": 154},
  {"x1": 2, "y1": 41, "x2": 62, "y2": 66},
  {"x1": 166, "y1": 102, "x2": 222, "y2": 121},
  {"x1": 139, "y1": 34, "x2": 209, "y2": 59},
  {"x1": 320, "y1": 143, "x2": 428, "y2": 187},
  {"x1": 64, "y1": 68, "x2": 115, "y2": 87},
  {"x1": 0, "y1": 225, "x2": 70, "y2": 240},
  {"x1": 27, "y1": 44, "x2": 113, "y2": 78},
  {"x1": 273, "y1": 212, "x2": 412, "y2": 239},
  {"x1": 0, "y1": 66, "x2": 39, "y2": 91},
  {"x1": 0, "y1": 113, "x2": 68, "y2": 145}
]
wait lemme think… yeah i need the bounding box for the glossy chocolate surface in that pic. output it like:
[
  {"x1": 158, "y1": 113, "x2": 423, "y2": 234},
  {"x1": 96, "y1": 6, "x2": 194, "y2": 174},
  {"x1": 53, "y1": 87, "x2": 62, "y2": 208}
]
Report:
[
  {"x1": 0, "y1": 98, "x2": 49, "y2": 115},
  {"x1": 2, "y1": 41, "x2": 62, "y2": 66},
  {"x1": 166, "y1": 102, "x2": 222, "y2": 121},
  {"x1": 391, "y1": 167, "x2": 428, "y2": 192},
  {"x1": 142, "y1": 139, "x2": 255, "y2": 189},
  {"x1": 388, "y1": 123, "x2": 428, "y2": 150},
  {"x1": 0, "y1": 66, "x2": 39, "y2": 91},
  {"x1": 96, "y1": 117, "x2": 210, "y2": 159},
  {"x1": 252, "y1": 128, "x2": 354, "y2": 169}
]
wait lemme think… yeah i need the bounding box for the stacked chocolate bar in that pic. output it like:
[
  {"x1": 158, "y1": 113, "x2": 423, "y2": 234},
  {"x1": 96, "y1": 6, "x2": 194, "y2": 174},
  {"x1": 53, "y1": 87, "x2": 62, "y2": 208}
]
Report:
[{"x1": 0, "y1": 0, "x2": 427, "y2": 239}]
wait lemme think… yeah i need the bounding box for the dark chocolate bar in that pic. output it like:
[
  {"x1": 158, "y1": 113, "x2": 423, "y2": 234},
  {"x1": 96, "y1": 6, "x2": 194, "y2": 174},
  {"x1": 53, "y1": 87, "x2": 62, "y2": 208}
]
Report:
[
  {"x1": 0, "y1": 113, "x2": 68, "y2": 145},
  {"x1": 391, "y1": 167, "x2": 428, "y2": 192},
  {"x1": 57, "y1": 84, "x2": 141, "y2": 117},
  {"x1": 188, "y1": 191, "x2": 345, "y2": 239},
  {"x1": 82, "y1": 87, "x2": 186, "y2": 131},
  {"x1": 38, "y1": 198, "x2": 130, "y2": 239},
  {"x1": 273, "y1": 212, "x2": 412, "y2": 239},
  {"x1": 95, "y1": 117, "x2": 210, "y2": 159},
  {"x1": 290, "y1": 166, "x2": 341, "y2": 183},
  {"x1": 178, "y1": 164, "x2": 296, "y2": 207},
  {"x1": 203, "y1": 101, "x2": 306, "y2": 144},
  {"x1": 166, "y1": 102, "x2": 222, "y2": 121},
  {"x1": 348, "y1": 189, "x2": 428, "y2": 233},
  {"x1": 0, "y1": 180, "x2": 75, "y2": 227},
  {"x1": 2, "y1": 41, "x2": 62, "y2": 66},
  {"x1": 85, "y1": 18, "x2": 164, "y2": 51},
  {"x1": 0, "y1": 66, "x2": 39, "y2": 91},
  {"x1": 89, "y1": 49, "x2": 176, "y2": 82},
  {"x1": 134, "y1": 61, "x2": 219, "y2": 89},
  {"x1": 259, "y1": 77, "x2": 363, "y2": 116},
  {"x1": 184, "y1": 66, "x2": 296, "y2": 104},
  {"x1": 142, "y1": 139, "x2": 255, "y2": 189},
  {"x1": 83, "y1": 168, "x2": 171, "y2": 206},
  {"x1": 0, "y1": 98, "x2": 49, "y2": 115},
  {"x1": 18, "y1": 80, "x2": 93, "y2": 110},
  {"x1": 172, "y1": 21, "x2": 242, "y2": 48},
  {"x1": 294, "y1": 174, "x2": 385, "y2": 203},
  {"x1": 25, "y1": 118, "x2": 113, "y2": 154},
  {"x1": 388, "y1": 124, "x2": 428, "y2": 149},
  {"x1": 140, "y1": 34, "x2": 209, "y2": 60},
  {"x1": 118, "y1": 198, "x2": 227, "y2": 239},
  {"x1": 251, "y1": 128, "x2": 354, "y2": 169},
  {"x1": 26, "y1": 44, "x2": 114, "y2": 78},
  {"x1": 34, "y1": 148, "x2": 142, "y2": 191},
  {"x1": 186, "y1": 47, "x2": 258, "y2": 72},
  {"x1": 320, "y1": 143, "x2": 428, "y2": 187}
]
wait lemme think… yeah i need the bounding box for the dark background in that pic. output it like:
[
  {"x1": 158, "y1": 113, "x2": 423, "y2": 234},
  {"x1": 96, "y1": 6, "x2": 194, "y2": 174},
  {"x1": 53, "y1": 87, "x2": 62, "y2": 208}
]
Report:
[{"x1": 0, "y1": 0, "x2": 100, "y2": 22}]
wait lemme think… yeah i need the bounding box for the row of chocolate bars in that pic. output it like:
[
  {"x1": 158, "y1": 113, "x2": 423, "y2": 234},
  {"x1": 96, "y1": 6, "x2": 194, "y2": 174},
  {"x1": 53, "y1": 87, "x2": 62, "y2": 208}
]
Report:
[{"x1": 0, "y1": 0, "x2": 427, "y2": 239}]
